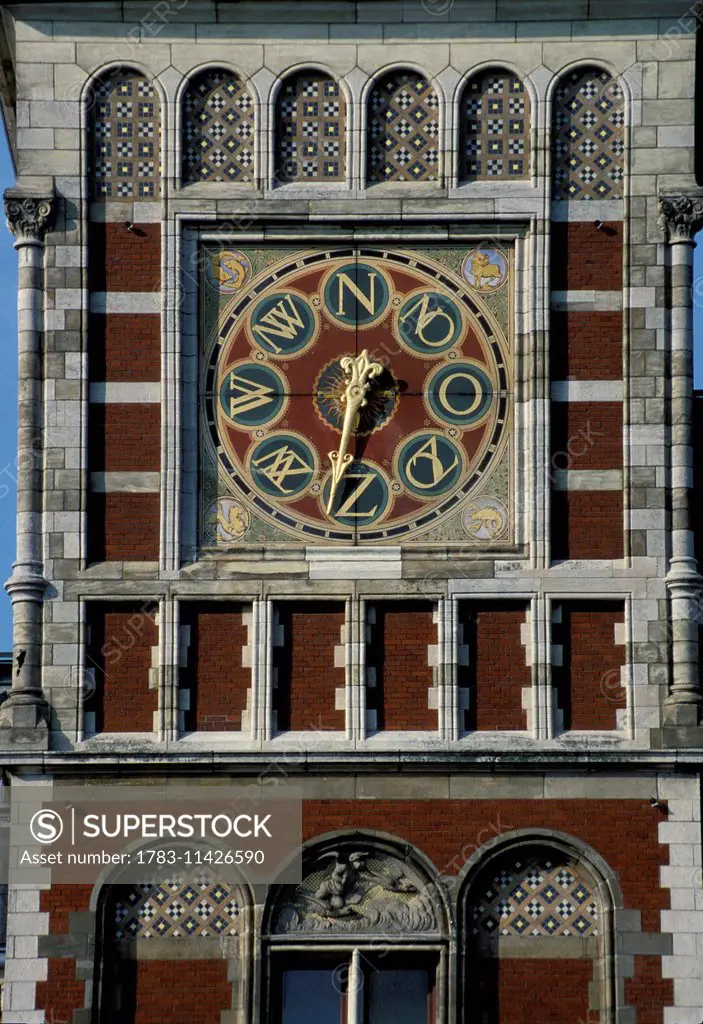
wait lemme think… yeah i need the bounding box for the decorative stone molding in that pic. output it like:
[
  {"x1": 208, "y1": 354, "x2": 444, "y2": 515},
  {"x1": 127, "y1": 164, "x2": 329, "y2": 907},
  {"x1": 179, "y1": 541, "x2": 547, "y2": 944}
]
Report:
[
  {"x1": 4, "y1": 192, "x2": 54, "y2": 245},
  {"x1": 658, "y1": 194, "x2": 703, "y2": 244}
]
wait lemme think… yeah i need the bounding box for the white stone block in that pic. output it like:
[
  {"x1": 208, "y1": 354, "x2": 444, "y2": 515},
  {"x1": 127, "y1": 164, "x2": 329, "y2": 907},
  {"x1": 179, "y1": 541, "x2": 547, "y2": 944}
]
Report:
[{"x1": 29, "y1": 99, "x2": 80, "y2": 128}]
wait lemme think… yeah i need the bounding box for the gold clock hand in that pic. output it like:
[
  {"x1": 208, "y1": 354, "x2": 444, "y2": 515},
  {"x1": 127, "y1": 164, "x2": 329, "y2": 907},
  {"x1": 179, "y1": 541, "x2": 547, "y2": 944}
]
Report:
[{"x1": 326, "y1": 350, "x2": 383, "y2": 514}]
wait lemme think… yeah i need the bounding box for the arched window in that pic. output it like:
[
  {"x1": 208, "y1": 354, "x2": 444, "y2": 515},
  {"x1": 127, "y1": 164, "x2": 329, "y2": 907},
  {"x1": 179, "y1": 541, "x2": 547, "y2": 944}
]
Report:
[
  {"x1": 98, "y1": 871, "x2": 251, "y2": 1024},
  {"x1": 182, "y1": 69, "x2": 255, "y2": 184},
  {"x1": 367, "y1": 70, "x2": 440, "y2": 184},
  {"x1": 459, "y1": 69, "x2": 530, "y2": 181},
  {"x1": 275, "y1": 71, "x2": 346, "y2": 183},
  {"x1": 89, "y1": 68, "x2": 160, "y2": 200},
  {"x1": 552, "y1": 66, "x2": 625, "y2": 200},
  {"x1": 264, "y1": 835, "x2": 450, "y2": 1024},
  {"x1": 462, "y1": 842, "x2": 610, "y2": 1024}
]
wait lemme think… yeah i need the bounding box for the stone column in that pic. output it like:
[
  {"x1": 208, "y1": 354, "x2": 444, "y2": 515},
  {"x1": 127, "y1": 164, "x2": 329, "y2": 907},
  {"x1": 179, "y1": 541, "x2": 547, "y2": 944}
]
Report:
[
  {"x1": 659, "y1": 195, "x2": 703, "y2": 725},
  {"x1": 0, "y1": 192, "x2": 54, "y2": 744}
]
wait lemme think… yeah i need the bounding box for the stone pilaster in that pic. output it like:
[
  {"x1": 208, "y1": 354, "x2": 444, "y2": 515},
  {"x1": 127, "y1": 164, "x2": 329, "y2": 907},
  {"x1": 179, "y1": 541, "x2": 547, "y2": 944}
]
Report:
[
  {"x1": 658, "y1": 194, "x2": 703, "y2": 726},
  {"x1": 0, "y1": 191, "x2": 54, "y2": 746}
]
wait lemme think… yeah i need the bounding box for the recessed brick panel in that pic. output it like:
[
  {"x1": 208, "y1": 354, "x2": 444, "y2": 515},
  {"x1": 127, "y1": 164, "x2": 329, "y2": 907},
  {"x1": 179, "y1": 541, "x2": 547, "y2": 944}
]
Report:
[
  {"x1": 459, "y1": 601, "x2": 530, "y2": 732},
  {"x1": 89, "y1": 493, "x2": 160, "y2": 562},
  {"x1": 88, "y1": 222, "x2": 161, "y2": 293},
  {"x1": 367, "y1": 601, "x2": 437, "y2": 731},
  {"x1": 273, "y1": 601, "x2": 345, "y2": 732},
  {"x1": 550, "y1": 221, "x2": 623, "y2": 291},
  {"x1": 553, "y1": 600, "x2": 626, "y2": 732},
  {"x1": 469, "y1": 957, "x2": 593, "y2": 1024},
  {"x1": 550, "y1": 311, "x2": 623, "y2": 380},
  {"x1": 550, "y1": 401, "x2": 622, "y2": 472},
  {"x1": 89, "y1": 403, "x2": 161, "y2": 472},
  {"x1": 89, "y1": 313, "x2": 161, "y2": 382},
  {"x1": 101, "y1": 959, "x2": 232, "y2": 1024},
  {"x1": 85, "y1": 602, "x2": 158, "y2": 733},
  {"x1": 551, "y1": 490, "x2": 624, "y2": 560},
  {"x1": 180, "y1": 602, "x2": 251, "y2": 732}
]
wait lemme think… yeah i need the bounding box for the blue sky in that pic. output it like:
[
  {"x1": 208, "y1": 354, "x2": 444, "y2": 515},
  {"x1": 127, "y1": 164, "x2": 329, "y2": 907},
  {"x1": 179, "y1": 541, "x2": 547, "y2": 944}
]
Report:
[{"x1": 0, "y1": 130, "x2": 701, "y2": 647}]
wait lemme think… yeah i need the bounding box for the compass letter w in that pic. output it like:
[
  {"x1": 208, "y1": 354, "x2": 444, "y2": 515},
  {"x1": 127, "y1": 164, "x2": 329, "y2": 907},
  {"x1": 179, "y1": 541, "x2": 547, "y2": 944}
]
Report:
[{"x1": 252, "y1": 294, "x2": 306, "y2": 352}]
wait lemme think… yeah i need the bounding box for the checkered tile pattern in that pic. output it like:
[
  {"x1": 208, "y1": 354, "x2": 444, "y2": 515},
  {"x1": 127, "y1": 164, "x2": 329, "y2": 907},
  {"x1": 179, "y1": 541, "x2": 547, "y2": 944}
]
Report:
[
  {"x1": 367, "y1": 71, "x2": 440, "y2": 183},
  {"x1": 470, "y1": 853, "x2": 600, "y2": 938},
  {"x1": 182, "y1": 69, "x2": 255, "y2": 183},
  {"x1": 552, "y1": 67, "x2": 625, "y2": 200},
  {"x1": 276, "y1": 74, "x2": 346, "y2": 182},
  {"x1": 90, "y1": 69, "x2": 160, "y2": 200},
  {"x1": 113, "y1": 876, "x2": 240, "y2": 940},
  {"x1": 460, "y1": 71, "x2": 530, "y2": 180}
]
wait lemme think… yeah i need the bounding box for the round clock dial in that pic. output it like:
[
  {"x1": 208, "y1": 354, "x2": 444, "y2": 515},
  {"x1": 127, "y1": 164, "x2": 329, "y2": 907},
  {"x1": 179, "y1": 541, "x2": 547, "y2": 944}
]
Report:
[{"x1": 203, "y1": 247, "x2": 511, "y2": 544}]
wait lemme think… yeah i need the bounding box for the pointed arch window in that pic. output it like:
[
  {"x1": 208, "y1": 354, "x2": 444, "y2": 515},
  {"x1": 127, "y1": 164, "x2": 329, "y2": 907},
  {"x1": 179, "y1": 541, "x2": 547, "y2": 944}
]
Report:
[
  {"x1": 459, "y1": 69, "x2": 530, "y2": 181},
  {"x1": 552, "y1": 66, "x2": 625, "y2": 200},
  {"x1": 275, "y1": 71, "x2": 346, "y2": 183},
  {"x1": 89, "y1": 68, "x2": 160, "y2": 200},
  {"x1": 182, "y1": 69, "x2": 256, "y2": 184},
  {"x1": 366, "y1": 71, "x2": 440, "y2": 184}
]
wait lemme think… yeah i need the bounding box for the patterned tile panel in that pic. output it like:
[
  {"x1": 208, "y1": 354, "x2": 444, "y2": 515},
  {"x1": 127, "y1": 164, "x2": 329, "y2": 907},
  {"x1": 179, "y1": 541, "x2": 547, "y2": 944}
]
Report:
[
  {"x1": 113, "y1": 876, "x2": 240, "y2": 941},
  {"x1": 90, "y1": 69, "x2": 160, "y2": 200},
  {"x1": 552, "y1": 67, "x2": 625, "y2": 200},
  {"x1": 470, "y1": 853, "x2": 600, "y2": 938},
  {"x1": 367, "y1": 71, "x2": 440, "y2": 183},
  {"x1": 182, "y1": 69, "x2": 255, "y2": 183},
  {"x1": 460, "y1": 70, "x2": 530, "y2": 181},
  {"x1": 276, "y1": 73, "x2": 346, "y2": 182}
]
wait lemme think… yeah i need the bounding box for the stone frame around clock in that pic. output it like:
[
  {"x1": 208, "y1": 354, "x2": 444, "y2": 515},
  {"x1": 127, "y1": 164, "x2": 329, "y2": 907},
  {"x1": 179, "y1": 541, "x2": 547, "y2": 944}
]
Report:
[{"x1": 177, "y1": 219, "x2": 534, "y2": 571}]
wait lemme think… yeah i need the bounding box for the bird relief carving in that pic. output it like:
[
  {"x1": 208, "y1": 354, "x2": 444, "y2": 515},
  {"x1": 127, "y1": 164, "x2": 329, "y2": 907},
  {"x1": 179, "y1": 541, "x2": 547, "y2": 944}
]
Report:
[{"x1": 273, "y1": 850, "x2": 438, "y2": 934}]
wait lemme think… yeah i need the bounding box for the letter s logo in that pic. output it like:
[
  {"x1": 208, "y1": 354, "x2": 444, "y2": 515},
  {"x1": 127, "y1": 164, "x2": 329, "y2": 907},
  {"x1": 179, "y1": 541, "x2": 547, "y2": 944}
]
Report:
[{"x1": 30, "y1": 809, "x2": 64, "y2": 845}]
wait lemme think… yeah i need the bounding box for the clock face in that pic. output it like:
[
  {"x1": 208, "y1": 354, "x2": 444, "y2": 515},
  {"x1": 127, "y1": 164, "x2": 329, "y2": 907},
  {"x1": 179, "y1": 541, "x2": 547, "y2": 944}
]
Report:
[{"x1": 201, "y1": 246, "x2": 514, "y2": 547}]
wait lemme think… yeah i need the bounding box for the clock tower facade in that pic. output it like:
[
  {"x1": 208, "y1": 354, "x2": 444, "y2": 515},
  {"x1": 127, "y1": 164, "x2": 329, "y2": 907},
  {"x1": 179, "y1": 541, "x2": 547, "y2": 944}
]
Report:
[{"x1": 0, "y1": 2, "x2": 702, "y2": 1023}]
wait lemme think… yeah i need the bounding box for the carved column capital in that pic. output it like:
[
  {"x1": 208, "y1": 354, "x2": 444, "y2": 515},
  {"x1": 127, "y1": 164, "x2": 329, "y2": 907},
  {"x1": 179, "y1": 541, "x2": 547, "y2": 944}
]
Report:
[
  {"x1": 658, "y1": 194, "x2": 703, "y2": 244},
  {"x1": 4, "y1": 191, "x2": 54, "y2": 246}
]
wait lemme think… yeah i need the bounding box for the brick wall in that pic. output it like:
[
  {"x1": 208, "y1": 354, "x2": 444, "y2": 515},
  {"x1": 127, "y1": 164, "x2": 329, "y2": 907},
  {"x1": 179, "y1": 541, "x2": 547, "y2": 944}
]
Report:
[
  {"x1": 551, "y1": 491, "x2": 623, "y2": 560},
  {"x1": 366, "y1": 601, "x2": 436, "y2": 731},
  {"x1": 550, "y1": 220, "x2": 624, "y2": 564},
  {"x1": 301, "y1": 799, "x2": 669, "y2": 931},
  {"x1": 181, "y1": 602, "x2": 250, "y2": 731},
  {"x1": 36, "y1": 957, "x2": 85, "y2": 1023},
  {"x1": 88, "y1": 404, "x2": 161, "y2": 471},
  {"x1": 550, "y1": 221, "x2": 623, "y2": 291},
  {"x1": 88, "y1": 312, "x2": 161, "y2": 382},
  {"x1": 459, "y1": 602, "x2": 530, "y2": 732},
  {"x1": 85, "y1": 602, "x2": 158, "y2": 733},
  {"x1": 550, "y1": 401, "x2": 623, "y2": 471},
  {"x1": 88, "y1": 221, "x2": 161, "y2": 563},
  {"x1": 273, "y1": 601, "x2": 345, "y2": 732},
  {"x1": 624, "y1": 954, "x2": 674, "y2": 1024},
  {"x1": 33, "y1": 796, "x2": 671, "y2": 1024},
  {"x1": 550, "y1": 310, "x2": 623, "y2": 380},
  {"x1": 101, "y1": 958, "x2": 232, "y2": 1024},
  {"x1": 89, "y1": 494, "x2": 161, "y2": 562},
  {"x1": 469, "y1": 958, "x2": 593, "y2": 1024},
  {"x1": 88, "y1": 223, "x2": 161, "y2": 293},
  {"x1": 552, "y1": 600, "x2": 626, "y2": 731}
]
